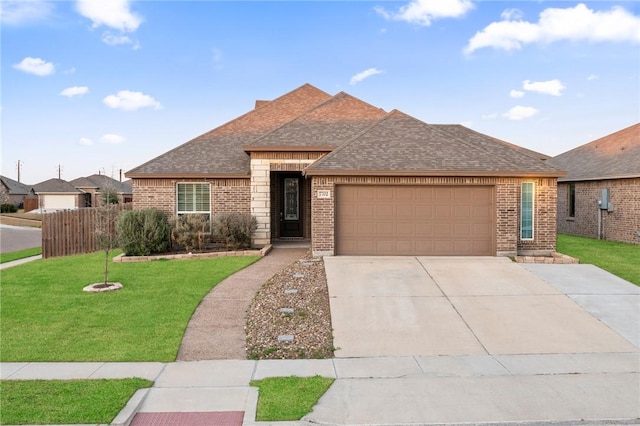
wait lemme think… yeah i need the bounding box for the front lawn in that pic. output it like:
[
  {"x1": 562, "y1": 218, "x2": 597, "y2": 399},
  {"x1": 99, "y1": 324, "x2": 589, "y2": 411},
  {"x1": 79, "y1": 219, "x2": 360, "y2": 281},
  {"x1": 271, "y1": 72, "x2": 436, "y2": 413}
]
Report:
[
  {"x1": 557, "y1": 234, "x2": 640, "y2": 285},
  {"x1": 250, "y1": 376, "x2": 334, "y2": 421},
  {"x1": 0, "y1": 378, "x2": 151, "y2": 425},
  {"x1": 0, "y1": 251, "x2": 259, "y2": 361},
  {"x1": 0, "y1": 247, "x2": 42, "y2": 264}
]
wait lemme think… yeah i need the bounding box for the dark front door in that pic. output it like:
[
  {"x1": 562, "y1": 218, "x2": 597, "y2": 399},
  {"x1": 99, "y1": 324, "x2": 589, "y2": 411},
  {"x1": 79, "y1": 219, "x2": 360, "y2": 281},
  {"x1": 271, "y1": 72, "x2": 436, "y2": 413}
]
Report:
[{"x1": 281, "y1": 175, "x2": 302, "y2": 237}]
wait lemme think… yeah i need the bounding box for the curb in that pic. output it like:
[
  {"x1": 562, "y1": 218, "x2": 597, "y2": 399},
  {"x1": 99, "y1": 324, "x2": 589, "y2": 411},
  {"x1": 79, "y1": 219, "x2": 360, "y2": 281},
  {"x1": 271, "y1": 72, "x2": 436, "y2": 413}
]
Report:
[{"x1": 111, "y1": 388, "x2": 149, "y2": 426}]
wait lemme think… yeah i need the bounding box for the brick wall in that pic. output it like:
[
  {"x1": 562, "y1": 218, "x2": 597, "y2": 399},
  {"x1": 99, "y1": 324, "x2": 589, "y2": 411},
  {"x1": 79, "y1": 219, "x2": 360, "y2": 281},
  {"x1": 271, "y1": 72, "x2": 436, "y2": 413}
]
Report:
[
  {"x1": 311, "y1": 175, "x2": 558, "y2": 256},
  {"x1": 557, "y1": 178, "x2": 640, "y2": 244},
  {"x1": 132, "y1": 178, "x2": 250, "y2": 219}
]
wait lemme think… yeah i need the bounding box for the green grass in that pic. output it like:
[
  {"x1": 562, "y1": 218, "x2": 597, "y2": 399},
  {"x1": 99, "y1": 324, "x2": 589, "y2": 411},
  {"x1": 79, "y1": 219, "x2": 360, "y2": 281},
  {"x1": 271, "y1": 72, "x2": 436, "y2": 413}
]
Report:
[
  {"x1": 557, "y1": 234, "x2": 640, "y2": 285},
  {"x1": 0, "y1": 251, "x2": 259, "y2": 361},
  {"x1": 0, "y1": 378, "x2": 152, "y2": 425},
  {"x1": 250, "y1": 376, "x2": 334, "y2": 421},
  {"x1": 0, "y1": 247, "x2": 42, "y2": 264}
]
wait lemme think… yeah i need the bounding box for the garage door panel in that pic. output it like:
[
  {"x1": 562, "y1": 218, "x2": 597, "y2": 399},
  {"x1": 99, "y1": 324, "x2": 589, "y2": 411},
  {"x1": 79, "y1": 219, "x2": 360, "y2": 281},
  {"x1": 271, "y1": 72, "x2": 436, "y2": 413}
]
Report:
[{"x1": 336, "y1": 185, "x2": 495, "y2": 256}]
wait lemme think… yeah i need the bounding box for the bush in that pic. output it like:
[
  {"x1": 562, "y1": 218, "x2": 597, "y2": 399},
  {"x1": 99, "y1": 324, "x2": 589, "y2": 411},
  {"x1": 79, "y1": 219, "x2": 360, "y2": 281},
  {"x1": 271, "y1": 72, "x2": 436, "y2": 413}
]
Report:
[
  {"x1": 1, "y1": 204, "x2": 18, "y2": 213},
  {"x1": 169, "y1": 214, "x2": 209, "y2": 252},
  {"x1": 211, "y1": 213, "x2": 257, "y2": 250},
  {"x1": 116, "y1": 209, "x2": 171, "y2": 256}
]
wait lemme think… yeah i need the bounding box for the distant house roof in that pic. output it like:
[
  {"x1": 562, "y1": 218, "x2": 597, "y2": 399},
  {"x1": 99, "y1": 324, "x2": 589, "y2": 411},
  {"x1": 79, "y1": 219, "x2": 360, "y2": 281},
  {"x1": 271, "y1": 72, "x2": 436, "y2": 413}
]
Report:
[
  {"x1": 0, "y1": 175, "x2": 31, "y2": 195},
  {"x1": 33, "y1": 178, "x2": 82, "y2": 194},
  {"x1": 70, "y1": 174, "x2": 132, "y2": 194},
  {"x1": 548, "y1": 123, "x2": 640, "y2": 182},
  {"x1": 127, "y1": 83, "x2": 563, "y2": 179},
  {"x1": 305, "y1": 110, "x2": 563, "y2": 177}
]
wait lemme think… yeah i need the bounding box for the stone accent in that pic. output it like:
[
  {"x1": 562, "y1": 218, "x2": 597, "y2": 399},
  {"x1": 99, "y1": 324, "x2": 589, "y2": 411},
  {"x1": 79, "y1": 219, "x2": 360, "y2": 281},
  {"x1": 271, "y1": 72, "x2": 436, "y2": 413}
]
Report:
[
  {"x1": 113, "y1": 245, "x2": 271, "y2": 262},
  {"x1": 250, "y1": 159, "x2": 271, "y2": 246},
  {"x1": 557, "y1": 178, "x2": 640, "y2": 244},
  {"x1": 515, "y1": 252, "x2": 579, "y2": 264}
]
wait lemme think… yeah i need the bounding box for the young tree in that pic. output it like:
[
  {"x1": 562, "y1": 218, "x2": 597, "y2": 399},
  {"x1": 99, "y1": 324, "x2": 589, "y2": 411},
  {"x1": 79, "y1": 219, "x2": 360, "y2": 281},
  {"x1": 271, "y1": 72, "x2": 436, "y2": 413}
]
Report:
[{"x1": 94, "y1": 180, "x2": 120, "y2": 286}]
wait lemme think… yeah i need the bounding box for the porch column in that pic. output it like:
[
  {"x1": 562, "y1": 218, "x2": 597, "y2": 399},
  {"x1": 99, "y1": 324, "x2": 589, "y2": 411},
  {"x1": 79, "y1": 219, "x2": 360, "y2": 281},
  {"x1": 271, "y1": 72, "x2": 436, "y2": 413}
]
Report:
[{"x1": 250, "y1": 159, "x2": 271, "y2": 246}]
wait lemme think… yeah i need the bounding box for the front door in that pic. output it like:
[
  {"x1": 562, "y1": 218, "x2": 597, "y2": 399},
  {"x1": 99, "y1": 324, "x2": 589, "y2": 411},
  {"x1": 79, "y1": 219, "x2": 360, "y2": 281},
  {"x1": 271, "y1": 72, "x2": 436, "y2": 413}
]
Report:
[{"x1": 281, "y1": 176, "x2": 302, "y2": 237}]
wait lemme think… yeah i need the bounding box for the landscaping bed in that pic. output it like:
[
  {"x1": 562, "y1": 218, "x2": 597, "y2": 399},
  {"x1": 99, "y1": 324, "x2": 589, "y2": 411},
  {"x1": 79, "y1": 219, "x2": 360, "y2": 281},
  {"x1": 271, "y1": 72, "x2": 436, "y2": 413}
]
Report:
[{"x1": 246, "y1": 250, "x2": 334, "y2": 359}]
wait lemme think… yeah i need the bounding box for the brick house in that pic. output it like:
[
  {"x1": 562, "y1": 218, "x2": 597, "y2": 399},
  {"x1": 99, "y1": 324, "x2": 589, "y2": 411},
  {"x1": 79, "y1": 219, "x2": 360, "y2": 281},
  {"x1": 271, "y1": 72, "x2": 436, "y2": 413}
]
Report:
[
  {"x1": 0, "y1": 175, "x2": 31, "y2": 208},
  {"x1": 127, "y1": 84, "x2": 564, "y2": 257},
  {"x1": 70, "y1": 174, "x2": 133, "y2": 207},
  {"x1": 549, "y1": 123, "x2": 640, "y2": 244},
  {"x1": 32, "y1": 178, "x2": 83, "y2": 211}
]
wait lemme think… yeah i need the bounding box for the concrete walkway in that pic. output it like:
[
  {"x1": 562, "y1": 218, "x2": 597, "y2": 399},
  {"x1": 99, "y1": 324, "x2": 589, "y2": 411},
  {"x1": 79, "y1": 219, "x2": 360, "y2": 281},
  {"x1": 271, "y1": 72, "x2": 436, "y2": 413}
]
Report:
[{"x1": 177, "y1": 247, "x2": 307, "y2": 360}]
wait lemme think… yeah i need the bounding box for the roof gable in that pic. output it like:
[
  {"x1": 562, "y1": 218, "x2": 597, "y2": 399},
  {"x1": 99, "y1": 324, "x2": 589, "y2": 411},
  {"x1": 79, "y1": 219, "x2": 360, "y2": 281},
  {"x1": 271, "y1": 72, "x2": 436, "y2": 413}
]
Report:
[
  {"x1": 306, "y1": 110, "x2": 563, "y2": 177},
  {"x1": 245, "y1": 92, "x2": 387, "y2": 150},
  {"x1": 0, "y1": 175, "x2": 30, "y2": 195},
  {"x1": 33, "y1": 178, "x2": 82, "y2": 194},
  {"x1": 127, "y1": 84, "x2": 332, "y2": 177},
  {"x1": 549, "y1": 123, "x2": 640, "y2": 181}
]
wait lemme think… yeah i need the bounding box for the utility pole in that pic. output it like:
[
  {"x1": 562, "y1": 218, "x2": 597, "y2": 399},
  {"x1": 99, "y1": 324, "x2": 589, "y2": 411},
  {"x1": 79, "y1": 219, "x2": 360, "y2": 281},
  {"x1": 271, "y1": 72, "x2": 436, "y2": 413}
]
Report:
[{"x1": 16, "y1": 160, "x2": 22, "y2": 182}]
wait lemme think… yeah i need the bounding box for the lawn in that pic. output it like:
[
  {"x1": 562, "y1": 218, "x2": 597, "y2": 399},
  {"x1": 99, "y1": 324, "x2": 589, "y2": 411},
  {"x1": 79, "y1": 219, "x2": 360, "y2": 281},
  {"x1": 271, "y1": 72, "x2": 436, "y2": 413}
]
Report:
[
  {"x1": 0, "y1": 247, "x2": 42, "y2": 264},
  {"x1": 0, "y1": 251, "x2": 259, "y2": 361},
  {"x1": 557, "y1": 234, "x2": 640, "y2": 285},
  {"x1": 0, "y1": 378, "x2": 151, "y2": 425},
  {"x1": 250, "y1": 376, "x2": 334, "y2": 421}
]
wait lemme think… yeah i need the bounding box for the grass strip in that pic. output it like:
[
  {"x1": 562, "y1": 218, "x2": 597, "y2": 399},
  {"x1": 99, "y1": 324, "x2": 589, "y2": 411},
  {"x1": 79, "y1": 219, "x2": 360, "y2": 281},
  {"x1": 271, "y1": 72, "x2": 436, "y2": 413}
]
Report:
[
  {"x1": 557, "y1": 234, "x2": 640, "y2": 285},
  {"x1": 250, "y1": 375, "x2": 334, "y2": 421},
  {"x1": 0, "y1": 378, "x2": 152, "y2": 425},
  {"x1": 0, "y1": 247, "x2": 42, "y2": 264},
  {"x1": 0, "y1": 251, "x2": 259, "y2": 361}
]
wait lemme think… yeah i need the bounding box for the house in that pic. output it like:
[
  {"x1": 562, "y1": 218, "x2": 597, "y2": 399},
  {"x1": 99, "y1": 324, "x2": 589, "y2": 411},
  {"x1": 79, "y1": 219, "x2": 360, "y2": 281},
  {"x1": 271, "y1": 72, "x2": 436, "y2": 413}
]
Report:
[
  {"x1": 127, "y1": 84, "x2": 564, "y2": 257},
  {"x1": 70, "y1": 174, "x2": 133, "y2": 207},
  {"x1": 549, "y1": 123, "x2": 640, "y2": 244},
  {"x1": 0, "y1": 175, "x2": 31, "y2": 208},
  {"x1": 32, "y1": 178, "x2": 83, "y2": 212}
]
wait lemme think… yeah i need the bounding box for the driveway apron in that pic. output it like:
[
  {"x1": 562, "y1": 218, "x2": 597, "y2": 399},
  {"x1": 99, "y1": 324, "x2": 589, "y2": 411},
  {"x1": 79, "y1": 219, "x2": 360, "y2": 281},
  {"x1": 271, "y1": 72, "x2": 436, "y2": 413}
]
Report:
[{"x1": 324, "y1": 256, "x2": 638, "y2": 358}]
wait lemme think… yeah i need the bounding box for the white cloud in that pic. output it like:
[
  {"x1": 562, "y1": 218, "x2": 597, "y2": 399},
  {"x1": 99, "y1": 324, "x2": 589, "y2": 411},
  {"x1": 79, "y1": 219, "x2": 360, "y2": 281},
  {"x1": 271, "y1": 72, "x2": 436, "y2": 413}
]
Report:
[
  {"x1": 79, "y1": 137, "x2": 94, "y2": 146},
  {"x1": 13, "y1": 57, "x2": 55, "y2": 76},
  {"x1": 503, "y1": 105, "x2": 539, "y2": 120},
  {"x1": 510, "y1": 89, "x2": 525, "y2": 98},
  {"x1": 523, "y1": 79, "x2": 566, "y2": 96},
  {"x1": 101, "y1": 31, "x2": 139, "y2": 49},
  {"x1": 0, "y1": 0, "x2": 53, "y2": 25},
  {"x1": 75, "y1": 0, "x2": 141, "y2": 32},
  {"x1": 100, "y1": 134, "x2": 125, "y2": 144},
  {"x1": 465, "y1": 3, "x2": 640, "y2": 54},
  {"x1": 60, "y1": 86, "x2": 89, "y2": 98},
  {"x1": 375, "y1": 0, "x2": 473, "y2": 26},
  {"x1": 103, "y1": 90, "x2": 162, "y2": 111},
  {"x1": 481, "y1": 113, "x2": 498, "y2": 120},
  {"x1": 587, "y1": 74, "x2": 599, "y2": 81},
  {"x1": 501, "y1": 8, "x2": 523, "y2": 21},
  {"x1": 350, "y1": 68, "x2": 384, "y2": 85}
]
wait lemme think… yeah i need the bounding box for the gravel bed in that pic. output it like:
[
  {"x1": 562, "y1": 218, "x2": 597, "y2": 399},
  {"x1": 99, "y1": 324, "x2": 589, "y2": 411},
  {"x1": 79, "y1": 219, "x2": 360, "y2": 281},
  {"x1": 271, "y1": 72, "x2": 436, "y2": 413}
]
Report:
[{"x1": 245, "y1": 250, "x2": 334, "y2": 359}]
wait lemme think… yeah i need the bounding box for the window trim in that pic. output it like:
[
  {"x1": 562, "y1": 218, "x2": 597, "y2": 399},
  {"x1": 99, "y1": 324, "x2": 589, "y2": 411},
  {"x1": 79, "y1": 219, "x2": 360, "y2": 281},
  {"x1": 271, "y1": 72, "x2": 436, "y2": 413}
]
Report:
[
  {"x1": 568, "y1": 183, "x2": 576, "y2": 218},
  {"x1": 176, "y1": 182, "x2": 211, "y2": 217},
  {"x1": 520, "y1": 181, "x2": 534, "y2": 241}
]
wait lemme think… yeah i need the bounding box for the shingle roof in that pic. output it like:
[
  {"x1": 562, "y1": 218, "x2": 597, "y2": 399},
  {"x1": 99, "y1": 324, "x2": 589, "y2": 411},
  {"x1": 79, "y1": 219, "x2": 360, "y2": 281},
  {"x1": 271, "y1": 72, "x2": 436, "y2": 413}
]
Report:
[
  {"x1": 70, "y1": 174, "x2": 132, "y2": 194},
  {"x1": 245, "y1": 92, "x2": 387, "y2": 150},
  {"x1": 33, "y1": 178, "x2": 82, "y2": 194},
  {"x1": 127, "y1": 84, "x2": 332, "y2": 177},
  {"x1": 548, "y1": 123, "x2": 640, "y2": 181},
  {"x1": 305, "y1": 110, "x2": 563, "y2": 177},
  {"x1": 0, "y1": 175, "x2": 31, "y2": 195}
]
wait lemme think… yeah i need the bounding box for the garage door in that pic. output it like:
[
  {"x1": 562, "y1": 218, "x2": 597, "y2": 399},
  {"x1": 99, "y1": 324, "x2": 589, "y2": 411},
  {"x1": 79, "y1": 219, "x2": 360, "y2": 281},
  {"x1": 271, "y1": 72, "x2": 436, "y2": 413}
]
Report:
[
  {"x1": 335, "y1": 185, "x2": 495, "y2": 256},
  {"x1": 43, "y1": 195, "x2": 76, "y2": 210}
]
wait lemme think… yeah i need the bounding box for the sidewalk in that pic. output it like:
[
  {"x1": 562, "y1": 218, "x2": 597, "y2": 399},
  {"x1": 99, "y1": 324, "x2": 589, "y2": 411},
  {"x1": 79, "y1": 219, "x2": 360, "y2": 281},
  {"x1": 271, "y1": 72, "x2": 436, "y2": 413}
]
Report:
[
  {"x1": 2, "y1": 354, "x2": 639, "y2": 426},
  {"x1": 0, "y1": 254, "x2": 42, "y2": 270}
]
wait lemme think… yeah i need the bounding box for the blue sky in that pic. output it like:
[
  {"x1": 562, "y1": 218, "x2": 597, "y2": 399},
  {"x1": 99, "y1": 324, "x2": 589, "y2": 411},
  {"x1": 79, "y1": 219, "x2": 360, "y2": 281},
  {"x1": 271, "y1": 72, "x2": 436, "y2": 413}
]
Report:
[{"x1": 2, "y1": 0, "x2": 639, "y2": 185}]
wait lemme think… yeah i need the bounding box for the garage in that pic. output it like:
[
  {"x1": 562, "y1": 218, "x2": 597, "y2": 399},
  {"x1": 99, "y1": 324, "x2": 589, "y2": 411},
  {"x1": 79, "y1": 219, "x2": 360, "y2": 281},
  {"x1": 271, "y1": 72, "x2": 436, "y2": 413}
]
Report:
[
  {"x1": 335, "y1": 185, "x2": 495, "y2": 256},
  {"x1": 42, "y1": 194, "x2": 76, "y2": 210}
]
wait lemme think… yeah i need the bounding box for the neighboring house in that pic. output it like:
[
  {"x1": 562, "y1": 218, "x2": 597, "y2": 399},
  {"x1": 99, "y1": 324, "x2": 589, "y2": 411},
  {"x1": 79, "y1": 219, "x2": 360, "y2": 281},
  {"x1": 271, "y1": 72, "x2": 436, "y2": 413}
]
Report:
[
  {"x1": 70, "y1": 174, "x2": 133, "y2": 207},
  {"x1": 127, "y1": 84, "x2": 564, "y2": 257},
  {"x1": 0, "y1": 175, "x2": 31, "y2": 207},
  {"x1": 549, "y1": 123, "x2": 640, "y2": 244},
  {"x1": 32, "y1": 178, "x2": 83, "y2": 211}
]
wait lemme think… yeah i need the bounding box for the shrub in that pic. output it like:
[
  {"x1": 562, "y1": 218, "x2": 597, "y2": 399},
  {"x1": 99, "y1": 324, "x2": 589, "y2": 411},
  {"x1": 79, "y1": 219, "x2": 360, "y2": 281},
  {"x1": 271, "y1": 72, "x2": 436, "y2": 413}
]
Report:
[
  {"x1": 211, "y1": 213, "x2": 257, "y2": 250},
  {"x1": 117, "y1": 209, "x2": 171, "y2": 256},
  {"x1": 1, "y1": 204, "x2": 18, "y2": 213},
  {"x1": 169, "y1": 214, "x2": 209, "y2": 252}
]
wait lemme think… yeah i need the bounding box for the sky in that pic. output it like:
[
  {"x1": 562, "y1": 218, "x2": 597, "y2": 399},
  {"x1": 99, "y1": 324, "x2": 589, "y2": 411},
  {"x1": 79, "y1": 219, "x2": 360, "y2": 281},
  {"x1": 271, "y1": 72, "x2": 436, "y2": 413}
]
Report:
[{"x1": 2, "y1": 0, "x2": 639, "y2": 185}]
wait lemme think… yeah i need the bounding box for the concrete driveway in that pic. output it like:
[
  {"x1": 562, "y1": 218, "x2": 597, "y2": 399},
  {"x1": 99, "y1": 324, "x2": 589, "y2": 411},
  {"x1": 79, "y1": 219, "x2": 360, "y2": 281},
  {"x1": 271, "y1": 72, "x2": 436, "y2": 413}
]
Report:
[{"x1": 324, "y1": 256, "x2": 639, "y2": 358}]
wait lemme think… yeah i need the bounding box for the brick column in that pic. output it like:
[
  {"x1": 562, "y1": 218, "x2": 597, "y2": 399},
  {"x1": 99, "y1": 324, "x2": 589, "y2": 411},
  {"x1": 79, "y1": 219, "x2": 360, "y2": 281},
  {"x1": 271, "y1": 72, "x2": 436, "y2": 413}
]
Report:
[{"x1": 250, "y1": 159, "x2": 271, "y2": 246}]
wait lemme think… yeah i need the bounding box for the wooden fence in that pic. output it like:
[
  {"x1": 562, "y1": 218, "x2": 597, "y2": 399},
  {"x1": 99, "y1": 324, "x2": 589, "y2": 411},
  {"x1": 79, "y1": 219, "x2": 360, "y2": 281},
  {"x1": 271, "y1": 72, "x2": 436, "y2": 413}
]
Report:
[{"x1": 42, "y1": 204, "x2": 132, "y2": 259}]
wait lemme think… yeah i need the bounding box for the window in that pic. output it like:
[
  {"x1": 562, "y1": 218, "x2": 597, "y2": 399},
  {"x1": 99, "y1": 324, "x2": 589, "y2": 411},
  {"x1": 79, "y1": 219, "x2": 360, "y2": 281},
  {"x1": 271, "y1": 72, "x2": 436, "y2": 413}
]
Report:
[
  {"x1": 177, "y1": 183, "x2": 210, "y2": 219},
  {"x1": 568, "y1": 183, "x2": 576, "y2": 218},
  {"x1": 520, "y1": 182, "x2": 534, "y2": 240}
]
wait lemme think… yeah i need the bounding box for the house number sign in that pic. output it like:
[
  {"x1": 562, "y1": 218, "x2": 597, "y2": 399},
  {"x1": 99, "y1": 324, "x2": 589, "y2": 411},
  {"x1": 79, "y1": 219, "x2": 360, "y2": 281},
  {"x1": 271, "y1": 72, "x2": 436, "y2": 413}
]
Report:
[{"x1": 316, "y1": 190, "x2": 331, "y2": 199}]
